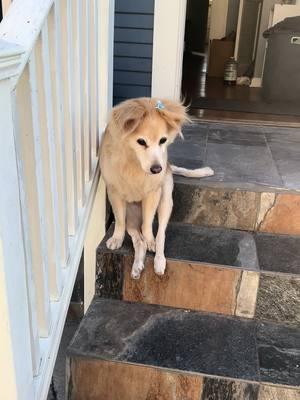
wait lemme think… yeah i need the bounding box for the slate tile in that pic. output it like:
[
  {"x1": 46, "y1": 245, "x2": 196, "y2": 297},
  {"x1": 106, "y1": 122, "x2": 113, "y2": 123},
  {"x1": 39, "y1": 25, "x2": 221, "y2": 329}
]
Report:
[
  {"x1": 255, "y1": 273, "x2": 300, "y2": 325},
  {"x1": 257, "y1": 322, "x2": 300, "y2": 386},
  {"x1": 172, "y1": 184, "x2": 259, "y2": 230},
  {"x1": 255, "y1": 232, "x2": 300, "y2": 275},
  {"x1": 201, "y1": 377, "x2": 259, "y2": 400},
  {"x1": 208, "y1": 126, "x2": 266, "y2": 146},
  {"x1": 259, "y1": 385, "x2": 300, "y2": 400},
  {"x1": 164, "y1": 224, "x2": 259, "y2": 270},
  {"x1": 68, "y1": 299, "x2": 259, "y2": 382},
  {"x1": 205, "y1": 143, "x2": 282, "y2": 187}
]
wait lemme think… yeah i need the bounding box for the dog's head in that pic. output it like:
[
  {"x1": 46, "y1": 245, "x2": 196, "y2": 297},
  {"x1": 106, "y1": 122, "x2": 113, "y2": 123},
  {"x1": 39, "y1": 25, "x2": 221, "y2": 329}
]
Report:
[{"x1": 110, "y1": 98, "x2": 189, "y2": 175}]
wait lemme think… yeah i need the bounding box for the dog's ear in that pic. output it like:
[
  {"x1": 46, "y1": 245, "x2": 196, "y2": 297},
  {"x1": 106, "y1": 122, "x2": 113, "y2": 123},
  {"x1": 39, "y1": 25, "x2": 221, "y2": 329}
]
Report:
[
  {"x1": 157, "y1": 99, "x2": 190, "y2": 138},
  {"x1": 111, "y1": 99, "x2": 146, "y2": 135}
]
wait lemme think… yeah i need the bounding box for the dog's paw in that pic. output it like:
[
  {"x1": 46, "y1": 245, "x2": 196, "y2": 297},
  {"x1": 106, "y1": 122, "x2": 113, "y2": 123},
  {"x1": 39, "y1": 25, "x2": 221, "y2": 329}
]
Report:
[
  {"x1": 201, "y1": 167, "x2": 215, "y2": 177},
  {"x1": 131, "y1": 260, "x2": 145, "y2": 280},
  {"x1": 106, "y1": 236, "x2": 124, "y2": 250},
  {"x1": 154, "y1": 255, "x2": 166, "y2": 276}
]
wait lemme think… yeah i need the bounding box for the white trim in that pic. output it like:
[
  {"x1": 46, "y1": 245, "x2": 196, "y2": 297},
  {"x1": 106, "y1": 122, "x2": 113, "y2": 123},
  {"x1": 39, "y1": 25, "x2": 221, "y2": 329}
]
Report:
[
  {"x1": 250, "y1": 77, "x2": 262, "y2": 88},
  {"x1": 234, "y1": 0, "x2": 244, "y2": 60},
  {"x1": 151, "y1": 0, "x2": 187, "y2": 101}
]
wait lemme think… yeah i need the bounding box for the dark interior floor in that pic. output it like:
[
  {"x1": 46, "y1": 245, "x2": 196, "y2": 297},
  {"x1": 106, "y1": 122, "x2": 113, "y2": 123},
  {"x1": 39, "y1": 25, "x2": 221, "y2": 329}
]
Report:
[{"x1": 182, "y1": 52, "x2": 300, "y2": 122}]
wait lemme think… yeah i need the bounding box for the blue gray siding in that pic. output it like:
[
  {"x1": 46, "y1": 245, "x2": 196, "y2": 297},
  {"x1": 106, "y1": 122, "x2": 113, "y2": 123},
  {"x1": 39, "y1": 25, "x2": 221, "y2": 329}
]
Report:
[{"x1": 113, "y1": 0, "x2": 154, "y2": 105}]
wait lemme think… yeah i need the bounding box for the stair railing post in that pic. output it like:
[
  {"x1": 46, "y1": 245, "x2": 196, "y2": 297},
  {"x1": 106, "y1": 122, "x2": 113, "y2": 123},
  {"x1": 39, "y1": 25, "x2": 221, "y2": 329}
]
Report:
[{"x1": 0, "y1": 40, "x2": 35, "y2": 400}]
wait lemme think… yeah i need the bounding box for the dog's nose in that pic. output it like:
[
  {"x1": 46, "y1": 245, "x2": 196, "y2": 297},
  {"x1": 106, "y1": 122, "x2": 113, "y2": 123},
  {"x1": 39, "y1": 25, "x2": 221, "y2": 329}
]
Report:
[{"x1": 150, "y1": 164, "x2": 162, "y2": 174}]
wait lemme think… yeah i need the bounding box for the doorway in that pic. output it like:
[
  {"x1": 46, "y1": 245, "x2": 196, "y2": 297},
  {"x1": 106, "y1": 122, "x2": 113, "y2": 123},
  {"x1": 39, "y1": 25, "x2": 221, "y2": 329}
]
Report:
[{"x1": 180, "y1": 0, "x2": 300, "y2": 123}]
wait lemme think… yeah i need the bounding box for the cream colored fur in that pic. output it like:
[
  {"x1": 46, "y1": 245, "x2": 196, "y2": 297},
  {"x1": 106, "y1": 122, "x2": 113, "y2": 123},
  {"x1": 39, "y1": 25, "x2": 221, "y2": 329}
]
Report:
[{"x1": 100, "y1": 97, "x2": 214, "y2": 279}]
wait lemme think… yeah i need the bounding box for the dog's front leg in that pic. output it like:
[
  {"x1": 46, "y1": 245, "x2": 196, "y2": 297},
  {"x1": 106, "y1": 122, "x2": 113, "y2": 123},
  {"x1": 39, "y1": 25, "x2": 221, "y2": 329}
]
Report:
[
  {"x1": 154, "y1": 173, "x2": 173, "y2": 275},
  {"x1": 106, "y1": 186, "x2": 126, "y2": 250},
  {"x1": 141, "y1": 189, "x2": 161, "y2": 252}
]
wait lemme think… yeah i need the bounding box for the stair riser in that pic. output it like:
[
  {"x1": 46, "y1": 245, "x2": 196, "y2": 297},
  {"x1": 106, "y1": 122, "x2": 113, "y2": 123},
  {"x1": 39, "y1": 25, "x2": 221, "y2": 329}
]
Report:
[
  {"x1": 172, "y1": 183, "x2": 300, "y2": 235},
  {"x1": 67, "y1": 357, "x2": 300, "y2": 400},
  {"x1": 96, "y1": 253, "x2": 300, "y2": 326}
]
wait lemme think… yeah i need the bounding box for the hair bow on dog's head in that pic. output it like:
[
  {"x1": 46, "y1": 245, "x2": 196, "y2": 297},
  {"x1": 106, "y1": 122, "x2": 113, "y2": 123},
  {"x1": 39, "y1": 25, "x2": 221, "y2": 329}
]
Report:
[{"x1": 155, "y1": 100, "x2": 165, "y2": 111}]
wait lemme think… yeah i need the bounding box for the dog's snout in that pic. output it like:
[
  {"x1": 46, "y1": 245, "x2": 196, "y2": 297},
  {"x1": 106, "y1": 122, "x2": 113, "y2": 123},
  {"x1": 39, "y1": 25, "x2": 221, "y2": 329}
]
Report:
[{"x1": 150, "y1": 164, "x2": 162, "y2": 174}]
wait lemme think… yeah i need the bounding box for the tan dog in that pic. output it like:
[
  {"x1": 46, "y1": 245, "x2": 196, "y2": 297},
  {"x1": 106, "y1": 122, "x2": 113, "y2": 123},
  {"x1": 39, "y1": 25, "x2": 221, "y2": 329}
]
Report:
[{"x1": 100, "y1": 98, "x2": 214, "y2": 279}]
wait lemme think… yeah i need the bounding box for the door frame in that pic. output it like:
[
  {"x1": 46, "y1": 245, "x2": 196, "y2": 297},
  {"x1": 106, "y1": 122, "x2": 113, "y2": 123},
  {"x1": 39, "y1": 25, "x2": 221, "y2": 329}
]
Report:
[{"x1": 151, "y1": 0, "x2": 187, "y2": 101}]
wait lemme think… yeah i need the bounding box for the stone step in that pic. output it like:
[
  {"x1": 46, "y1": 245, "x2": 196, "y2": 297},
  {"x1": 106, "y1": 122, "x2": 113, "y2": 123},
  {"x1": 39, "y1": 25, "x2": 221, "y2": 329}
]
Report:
[
  {"x1": 67, "y1": 298, "x2": 300, "y2": 400},
  {"x1": 169, "y1": 122, "x2": 300, "y2": 234},
  {"x1": 96, "y1": 222, "x2": 300, "y2": 325}
]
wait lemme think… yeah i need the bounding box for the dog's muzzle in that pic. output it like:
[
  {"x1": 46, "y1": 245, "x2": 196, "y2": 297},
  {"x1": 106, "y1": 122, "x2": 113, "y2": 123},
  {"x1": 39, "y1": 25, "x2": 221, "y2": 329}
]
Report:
[{"x1": 150, "y1": 164, "x2": 162, "y2": 174}]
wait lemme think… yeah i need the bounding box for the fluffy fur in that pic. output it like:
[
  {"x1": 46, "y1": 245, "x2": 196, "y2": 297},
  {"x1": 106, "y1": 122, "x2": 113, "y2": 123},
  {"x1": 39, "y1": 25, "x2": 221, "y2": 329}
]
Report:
[{"x1": 100, "y1": 97, "x2": 214, "y2": 279}]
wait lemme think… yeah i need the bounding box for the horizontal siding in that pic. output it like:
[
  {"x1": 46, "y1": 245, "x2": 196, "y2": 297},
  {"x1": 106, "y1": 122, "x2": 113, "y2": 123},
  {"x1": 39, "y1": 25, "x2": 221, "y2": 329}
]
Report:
[
  {"x1": 114, "y1": 43, "x2": 153, "y2": 58},
  {"x1": 115, "y1": 13, "x2": 154, "y2": 29},
  {"x1": 115, "y1": 0, "x2": 154, "y2": 14},
  {"x1": 113, "y1": 0, "x2": 154, "y2": 105},
  {"x1": 114, "y1": 84, "x2": 151, "y2": 98},
  {"x1": 115, "y1": 28, "x2": 153, "y2": 44},
  {"x1": 114, "y1": 71, "x2": 152, "y2": 86},
  {"x1": 114, "y1": 57, "x2": 152, "y2": 72}
]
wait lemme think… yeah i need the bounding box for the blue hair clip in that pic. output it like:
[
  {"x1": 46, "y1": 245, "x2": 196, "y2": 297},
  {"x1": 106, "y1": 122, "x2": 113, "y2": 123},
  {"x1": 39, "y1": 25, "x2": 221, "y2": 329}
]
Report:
[{"x1": 155, "y1": 100, "x2": 165, "y2": 110}]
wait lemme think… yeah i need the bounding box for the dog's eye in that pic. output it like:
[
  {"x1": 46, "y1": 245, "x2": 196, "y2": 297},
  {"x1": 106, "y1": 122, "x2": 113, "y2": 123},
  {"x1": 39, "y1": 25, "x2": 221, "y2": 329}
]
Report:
[
  {"x1": 137, "y1": 138, "x2": 147, "y2": 147},
  {"x1": 159, "y1": 137, "x2": 167, "y2": 145}
]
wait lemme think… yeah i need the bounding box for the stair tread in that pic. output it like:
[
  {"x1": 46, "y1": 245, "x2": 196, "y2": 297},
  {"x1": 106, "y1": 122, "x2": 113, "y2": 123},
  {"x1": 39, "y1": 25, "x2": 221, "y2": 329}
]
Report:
[
  {"x1": 170, "y1": 122, "x2": 300, "y2": 193},
  {"x1": 98, "y1": 222, "x2": 300, "y2": 276},
  {"x1": 68, "y1": 298, "x2": 300, "y2": 388}
]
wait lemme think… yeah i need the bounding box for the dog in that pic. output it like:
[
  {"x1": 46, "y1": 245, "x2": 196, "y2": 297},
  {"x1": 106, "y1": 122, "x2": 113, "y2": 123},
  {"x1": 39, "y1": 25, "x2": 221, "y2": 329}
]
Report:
[{"x1": 100, "y1": 98, "x2": 214, "y2": 279}]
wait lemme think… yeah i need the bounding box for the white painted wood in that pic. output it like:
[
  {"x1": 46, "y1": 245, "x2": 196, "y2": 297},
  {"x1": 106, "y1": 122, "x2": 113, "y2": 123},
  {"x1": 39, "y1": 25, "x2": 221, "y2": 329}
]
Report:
[
  {"x1": 36, "y1": 162, "x2": 100, "y2": 400},
  {"x1": 151, "y1": 0, "x2": 187, "y2": 101},
  {"x1": 61, "y1": 0, "x2": 78, "y2": 235},
  {"x1": 13, "y1": 83, "x2": 42, "y2": 376},
  {"x1": 82, "y1": 0, "x2": 92, "y2": 182},
  {"x1": 48, "y1": 4, "x2": 69, "y2": 265},
  {"x1": 84, "y1": 176, "x2": 106, "y2": 312},
  {"x1": 15, "y1": 66, "x2": 52, "y2": 337},
  {"x1": 0, "y1": 40, "x2": 24, "y2": 79},
  {"x1": 89, "y1": 0, "x2": 98, "y2": 159},
  {"x1": 0, "y1": 77, "x2": 35, "y2": 400},
  {"x1": 98, "y1": 0, "x2": 115, "y2": 133},
  {"x1": 0, "y1": 0, "x2": 54, "y2": 87},
  {"x1": 234, "y1": 0, "x2": 244, "y2": 60},
  {"x1": 73, "y1": 0, "x2": 86, "y2": 207}
]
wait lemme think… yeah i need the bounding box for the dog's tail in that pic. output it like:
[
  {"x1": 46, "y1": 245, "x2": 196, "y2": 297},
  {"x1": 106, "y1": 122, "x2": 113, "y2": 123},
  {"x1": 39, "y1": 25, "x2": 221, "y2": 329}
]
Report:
[{"x1": 170, "y1": 165, "x2": 214, "y2": 178}]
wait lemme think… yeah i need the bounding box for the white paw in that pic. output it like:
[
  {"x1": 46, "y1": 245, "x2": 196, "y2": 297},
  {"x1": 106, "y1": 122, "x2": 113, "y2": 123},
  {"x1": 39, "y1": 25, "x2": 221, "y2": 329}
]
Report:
[
  {"x1": 154, "y1": 255, "x2": 166, "y2": 276},
  {"x1": 106, "y1": 235, "x2": 124, "y2": 250},
  {"x1": 201, "y1": 167, "x2": 215, "y2": 177},
  {"x1": 131, "y1": 260, "x2": 145, "y2": 280}
]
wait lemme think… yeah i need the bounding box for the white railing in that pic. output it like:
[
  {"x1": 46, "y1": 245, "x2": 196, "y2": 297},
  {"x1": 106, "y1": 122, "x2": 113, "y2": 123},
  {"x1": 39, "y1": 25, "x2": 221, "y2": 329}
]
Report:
[{"x1": 0, "y1": 1, "x2": 114, "y2": 399}]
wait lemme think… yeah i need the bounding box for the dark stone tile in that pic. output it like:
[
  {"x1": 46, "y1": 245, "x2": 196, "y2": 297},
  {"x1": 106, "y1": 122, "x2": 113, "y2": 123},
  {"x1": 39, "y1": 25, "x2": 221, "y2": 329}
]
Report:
[
  {"x1": 264, "y1": 127, "x2": 300, "y2": 144},
  {"x1": 98, "y1": 223, "x2": 259, "y2": 271},
  {"x1": 165, "y1": 223, "x2": 259, "y2": 270},
  {"x1": 256, "y1": 274, "x2": 300, "y2": 326},
  {"x1": 257, "y1": 322, "x2": 300, "y2": 386},
  {"x1": 267, "y1": 141, "x2": 300, "y2": 190},
  {"x1": 95, "y1": 252, "x2": 125, "y2": 300},
  {"x1": 208, "y1": 125, "x2": 266, "y2": 146},
  {"x1": 172, "y1": 183, "x2": 259, "y2": 230},
  {"x1": 68, "y1": 299, "x2": 259, "y2": 382},
  {"x1": 201, "y1": 378, "x2": 259, "y2": 400},
  {"x1": 255, "y1": 233, "x2": 300, "y2": 275},
  {"x1": 205, "y1": 142, "x2": 283, "y2": 187}
]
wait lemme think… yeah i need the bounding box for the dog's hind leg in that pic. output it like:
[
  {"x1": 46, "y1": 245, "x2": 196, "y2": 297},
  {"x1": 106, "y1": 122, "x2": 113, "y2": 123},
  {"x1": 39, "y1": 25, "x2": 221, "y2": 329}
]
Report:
[
  {"x1": 154, "y1": 172, "x2": 174, "y2": 276},
  {"x1": 127, "y1": 203, "x2": 147, "y2": 280},
  {"x1": 106, "y1": 186, "x2": 126, "y2": 250}
]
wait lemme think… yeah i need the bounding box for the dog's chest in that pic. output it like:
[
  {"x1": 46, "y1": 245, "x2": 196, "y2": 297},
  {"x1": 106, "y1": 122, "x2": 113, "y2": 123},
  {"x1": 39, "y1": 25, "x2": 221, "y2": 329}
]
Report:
[{"x1": 115, "y1": 172, "x2": 163, "y2": 202}]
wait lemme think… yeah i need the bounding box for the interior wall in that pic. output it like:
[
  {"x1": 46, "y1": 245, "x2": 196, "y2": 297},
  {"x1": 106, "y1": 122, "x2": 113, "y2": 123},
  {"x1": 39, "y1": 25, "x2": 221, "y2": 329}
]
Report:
[
  {"x1": 254, "y1": 0, "x2": 281, "y2": 79},
  {"x1": 209, "y1": 0, "x2": 229, "y2": 39},
  {"x1": 226, "y1": 0, "x2": 241, "y2": 35}
]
